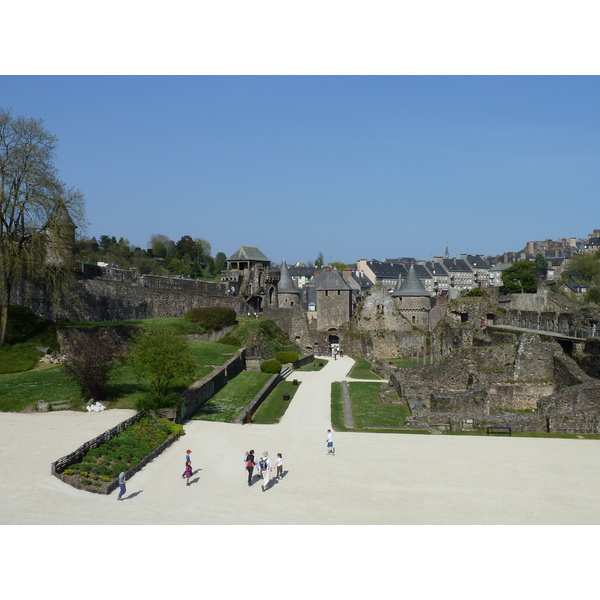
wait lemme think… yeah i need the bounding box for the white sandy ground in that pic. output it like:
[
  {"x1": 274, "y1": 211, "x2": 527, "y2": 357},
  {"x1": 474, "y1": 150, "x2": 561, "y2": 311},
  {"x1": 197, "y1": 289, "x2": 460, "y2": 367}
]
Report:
[
  {"x1": 2, "y1": 355, "x2": 598, "y2": 597},
  {"x1": 2, "y1": 355, "x2": 600, "y2": 526}
]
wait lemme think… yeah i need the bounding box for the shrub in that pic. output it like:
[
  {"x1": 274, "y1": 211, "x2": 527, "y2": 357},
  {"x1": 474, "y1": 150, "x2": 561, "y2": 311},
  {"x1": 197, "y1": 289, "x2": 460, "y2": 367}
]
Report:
[
  {"x1": 62, "y1": 330, "x2": 124, "y2": 401},
  {"x1": 275, "y1": 351, "x2": 299, "y2": 364},
  {"x1": 217, "y1": 333, "x2": 241, "y2": 347},
  {"x1": 465, "y1": 288, "x2": 484, "y2": 297},
  {"x1": 82, "y1": 479, "x2": 91, "y2": 486},
  {"x1": 260, "y1": 359, "x2": 282, "y2": 374},
  {"x1": 588, "y1": 287, "x2": 600, "y2": 304},
  {"x1": 184, "y1": 307, "x2": 237, "y2": 331},
  {"x1": 135, "y1": 391, "x2": 184, "y2": 412}
]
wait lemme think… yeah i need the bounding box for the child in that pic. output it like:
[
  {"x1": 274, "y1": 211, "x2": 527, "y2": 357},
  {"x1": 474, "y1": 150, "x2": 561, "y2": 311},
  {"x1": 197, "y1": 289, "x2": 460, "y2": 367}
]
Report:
[
  {"x1": 184, "y1": 461, "x2": 193, "y2": 486},
  {"x1": 276, "y1": 453, "x2": 283, "y2": 480},
  {"x1": 182, "y1": 450, "x2": 192, "y2": 479}
]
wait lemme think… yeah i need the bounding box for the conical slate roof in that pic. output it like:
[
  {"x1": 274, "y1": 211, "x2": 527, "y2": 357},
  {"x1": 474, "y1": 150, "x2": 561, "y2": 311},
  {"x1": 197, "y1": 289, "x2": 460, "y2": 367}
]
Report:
[
  {"x1": 316, "y1": 269, "x2": 351, "y2": 291},
  {"x1": 47, "y1": 200, "x2": 77, "y2": 229},
  {"x1": 278, "y1": 259, "x2": 299, "y2": 295},
  {"x1": 392, "y1": 264, "x2": 430, "y2": 297}
]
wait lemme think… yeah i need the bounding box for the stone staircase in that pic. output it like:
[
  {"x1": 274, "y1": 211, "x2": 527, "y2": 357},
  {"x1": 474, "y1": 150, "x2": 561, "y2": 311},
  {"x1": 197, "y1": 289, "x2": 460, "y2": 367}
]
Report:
[{"x1": 37, "y1": 400, "x2": 71, "y2": 412}]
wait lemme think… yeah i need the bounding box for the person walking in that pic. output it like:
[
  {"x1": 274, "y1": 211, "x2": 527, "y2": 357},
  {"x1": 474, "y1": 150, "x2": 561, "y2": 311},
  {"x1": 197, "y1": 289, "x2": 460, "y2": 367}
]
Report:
[
  {"x1": 258, "y1": 451, "x2": 272, "y2": 492},
  {"x1": 184, "y1": 461, "x2": 193, "y2": 486},
  {"x1": 244, "y1": 450, "x2": 256, "y2": 486},
  {"x1": 117, "y1": 468, "x2": 127, "y2": 500},
  {"x1": 182, "y1": 450, "x2": 192, "y2": 479},
  {"x1": 275, "y1": 453, "x2": 283, "y2": 481},
  {"x1": 326, "y1": 429, "x2": 335, "y2": 455}
]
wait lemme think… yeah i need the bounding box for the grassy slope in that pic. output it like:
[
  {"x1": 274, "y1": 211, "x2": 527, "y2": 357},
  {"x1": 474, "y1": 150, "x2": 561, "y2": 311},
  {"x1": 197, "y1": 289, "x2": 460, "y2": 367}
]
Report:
[{"x1": 192, "y1": 371, "x2": 272, "y2": 422}]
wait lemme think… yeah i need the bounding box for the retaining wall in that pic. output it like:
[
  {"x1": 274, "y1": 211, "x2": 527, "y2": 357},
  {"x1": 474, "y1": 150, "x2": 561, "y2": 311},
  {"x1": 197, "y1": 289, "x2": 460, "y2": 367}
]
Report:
[
  {"x1": 180, "y1": 349, "x2": 247, "y2": 421},
  {"x1": 235, "y1": 374, "x2": 283, "y2": 424}
]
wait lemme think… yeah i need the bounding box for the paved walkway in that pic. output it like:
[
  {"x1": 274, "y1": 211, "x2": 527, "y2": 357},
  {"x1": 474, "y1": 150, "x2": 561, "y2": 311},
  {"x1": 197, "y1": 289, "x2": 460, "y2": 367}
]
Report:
[{"x1": 2, "y1": 355, "x2": 600, "y2": 524}]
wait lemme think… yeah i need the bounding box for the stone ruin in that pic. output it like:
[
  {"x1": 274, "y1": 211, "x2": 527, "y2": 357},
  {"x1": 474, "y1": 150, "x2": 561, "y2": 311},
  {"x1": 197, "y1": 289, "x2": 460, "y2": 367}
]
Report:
[{"x1": 386, "y1": 332, "x2": 600, "y2": 434}]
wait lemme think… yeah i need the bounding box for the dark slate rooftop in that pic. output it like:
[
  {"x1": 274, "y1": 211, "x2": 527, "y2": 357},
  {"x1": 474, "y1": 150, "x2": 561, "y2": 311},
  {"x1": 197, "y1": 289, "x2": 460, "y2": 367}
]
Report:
[
  {"x1": 317, "y1": 269, "x2": 352, "y2": 291},
  {"x1": 392, "y1": 264, "x2": 430, "y2": 297},
  {"x1": 227, "y1": 246, "x2": 270, "y2": 263},
  {"x1": 464, "y1": 255, "x2": 490, "y2": 269},
  {"x1": 413, "y1": 264, "x2": 432, "y2": 280},
  {"x1": 288, "y1": 266, "x2": 316, "y2": 278},
  {"x1": 277, "y1": 259, "x2": 299, "y2": 294},
  {"x1": 425, "y1": 261, "x2": 449, "y2": 276},
  {"x1": 443, "y1": 258, "x2": 472, "y2": 272},
  {"x1": 367, "y1": 260, "x2": 406, "y2": 279}
]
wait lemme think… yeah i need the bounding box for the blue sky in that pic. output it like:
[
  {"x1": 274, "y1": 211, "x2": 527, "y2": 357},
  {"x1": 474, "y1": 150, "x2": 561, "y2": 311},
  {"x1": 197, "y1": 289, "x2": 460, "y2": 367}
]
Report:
[{"x1": 2, "y1": 75, "x2": 599, "y2": 265}]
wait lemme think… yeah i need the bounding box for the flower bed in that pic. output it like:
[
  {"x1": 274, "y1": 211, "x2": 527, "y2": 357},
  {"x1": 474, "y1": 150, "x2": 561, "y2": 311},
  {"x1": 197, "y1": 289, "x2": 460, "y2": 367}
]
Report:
[{"x1": 54, "y1": 416, "x2": 184, "y2": 494}]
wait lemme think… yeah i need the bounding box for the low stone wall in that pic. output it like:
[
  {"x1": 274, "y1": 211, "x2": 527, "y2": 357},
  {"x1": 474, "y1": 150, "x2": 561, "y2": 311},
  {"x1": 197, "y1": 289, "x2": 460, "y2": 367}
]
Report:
[
  {"x1": 293, "y1": 354, "x2": 314, "y2": 369},
  {"x1": 235, "y1": 374, "x2": 283, "y2": 424},
  {"x1": 488, "y1": 383, "x2": 555, "y2": 410},
  {"x1": 51, "y1": 411, "x2": 144, "y2": 475},
  {"x1": 180, "y1": 349, "x2": 247, "y2": 421}
]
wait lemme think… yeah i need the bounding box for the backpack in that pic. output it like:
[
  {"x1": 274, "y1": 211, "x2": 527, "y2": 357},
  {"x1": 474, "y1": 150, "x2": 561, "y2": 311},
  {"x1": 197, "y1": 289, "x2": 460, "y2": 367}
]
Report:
[{"x1": 259, "y1": 457, "x2": 268, "y2": 471}]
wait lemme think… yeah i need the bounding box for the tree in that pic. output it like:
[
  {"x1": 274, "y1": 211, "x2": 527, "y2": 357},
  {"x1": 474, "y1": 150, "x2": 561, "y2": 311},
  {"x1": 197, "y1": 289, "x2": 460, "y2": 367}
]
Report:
[
  {"x1": 330, "y1": 261, "x2": 348, "y2": 271},
  {"x1": 501, "y1": 260, "x2": 538, "y2": 293},
  {"x1": 0, "y1": 108, "x2": 84, "y2": 346},
  {"x1": 62, "y1": 330, "x2": 124, "y2": 401},
  {"x1": 562, "y1": 253, "x2": 600, "y2": 284},
  {"x1": 148, "y1": 233, "x2": 174, "y2": 258},
  {"x1": 314, "y1": 252, "x2": 324, "y2": 269},
  {"x1": 535, "y1": 253, "x2": 548, "y2": 279},
  {"x1": 126, "y1": 328, "x2": 195, "y2": 396},
  {"x1": 214, "y1": 251, "x2": 226, "y2": 273},
  {"x1": 587, "y1": 287, "x2": 600, "y2": 305}
]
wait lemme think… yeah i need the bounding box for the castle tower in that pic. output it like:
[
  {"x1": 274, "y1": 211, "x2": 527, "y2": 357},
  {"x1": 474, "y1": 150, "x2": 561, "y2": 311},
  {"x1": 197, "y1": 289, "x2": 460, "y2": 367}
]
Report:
[
  {"x1": 221, "y1": 246, "x2": 277, "y2": 311},
  {"x1": 392, "y1": 264, "x2": 432, "y2": 329},
  {"x1": 277, "y1": 259, "x2": 300, "y2": 308},
  {"x1": 316, "y1": 268, "x2": 352, "y2": 331},
  {"x1": 44, "y1": 200, "x2": 77, "y2": 266}
]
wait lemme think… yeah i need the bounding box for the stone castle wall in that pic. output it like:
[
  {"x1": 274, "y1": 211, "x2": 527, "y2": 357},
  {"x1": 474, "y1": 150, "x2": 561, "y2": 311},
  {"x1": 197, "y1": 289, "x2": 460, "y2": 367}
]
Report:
[
  {"x1": 16, "y1": 278, "x2": 247, "y2": 323},
  {"x1": 316, "y1": 289, "x2": 352, "y2": 331},
  {"x1": 262, "y1": 304, "x2": 313, "y2": 353}
]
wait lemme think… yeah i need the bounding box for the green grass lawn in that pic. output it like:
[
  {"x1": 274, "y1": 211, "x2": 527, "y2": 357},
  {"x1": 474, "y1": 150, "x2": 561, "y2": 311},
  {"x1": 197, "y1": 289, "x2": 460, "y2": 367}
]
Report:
[
  {"x1": 296, "y1": 358, "x2": 329, "y2": 372},
  {"x1": 0, "y1": 339, "x2": 242, "y2": 412},
  {"x1": 347, "y1": 382, "x2": 408, "y2": 428},
  {"x1": 347, "y1": 357, "x2": 380, "y2": 380},
  {"x1": 251, "y1": 380, "x2": 300, "y2": 424},
  {"x1": 331, "y1": 381, "x2": 345, "y2": 431},
  {"x1": 0, "y1": 365, "x2": 80, "y2": 412},
  {"x1": 57, "y1": 317, "x2": 209, "y2": 336},
  {"x1": 192, "y1": 371, "x2": 273, "y2": 422},
  {"x1": 385, "y1": 358, "x2": 429, "y2": 368}
]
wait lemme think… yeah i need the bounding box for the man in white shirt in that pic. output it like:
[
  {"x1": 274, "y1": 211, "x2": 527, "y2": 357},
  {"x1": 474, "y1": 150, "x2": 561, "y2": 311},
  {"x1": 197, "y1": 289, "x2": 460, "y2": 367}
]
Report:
[
  {"x1": 259, "y1": 451, "x2": 272, "y2": 492},
  {"x1": 117, "y1": 468, "x2": 127, "y2": 501},
  {"x1": 326, "y1": 429, "x2": 335, "y2": 455}
]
